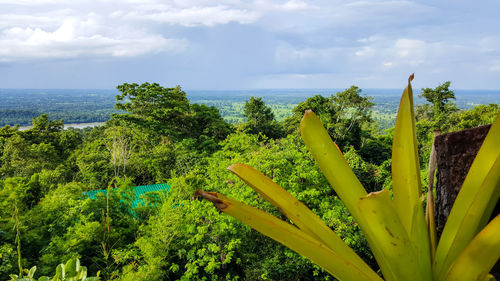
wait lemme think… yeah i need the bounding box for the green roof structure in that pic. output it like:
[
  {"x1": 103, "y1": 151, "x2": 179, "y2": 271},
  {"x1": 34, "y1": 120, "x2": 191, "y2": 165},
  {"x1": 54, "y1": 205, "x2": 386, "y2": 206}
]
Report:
[{"x1": 85, "y1": 183, "x2": 170, "y2": 209}]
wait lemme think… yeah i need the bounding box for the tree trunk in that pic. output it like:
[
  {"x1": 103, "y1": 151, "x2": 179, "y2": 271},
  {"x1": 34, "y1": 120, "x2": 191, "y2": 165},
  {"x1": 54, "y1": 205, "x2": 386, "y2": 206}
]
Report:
[{"x1": 434, "y1": 124, "x2": 500, "y2": 278}]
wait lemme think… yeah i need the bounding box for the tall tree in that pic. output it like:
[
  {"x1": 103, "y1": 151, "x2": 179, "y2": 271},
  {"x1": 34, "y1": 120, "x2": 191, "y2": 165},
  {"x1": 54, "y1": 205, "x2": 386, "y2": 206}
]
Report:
[
  {"x1": 284, "y1": 86, "x2": 374, "y2": 150},
  {"x1": 417, "y1": 81, "x2": 459, "y2": 131},
  {"x1": 283, "y1": 95, "x2": 335, "y2": 135},
  {"x1": 243, "y1": 97, "x2": 283, "y2": 139},
  {"x1": 330, "y1": 86, "x2": 374, "y2": 149},
  {"x1": 115, "y1": 83, "x2": 190, "y2": 140}
]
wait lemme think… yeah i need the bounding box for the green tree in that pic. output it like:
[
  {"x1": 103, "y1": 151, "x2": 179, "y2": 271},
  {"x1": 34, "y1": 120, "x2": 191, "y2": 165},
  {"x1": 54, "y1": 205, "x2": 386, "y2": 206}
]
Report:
[
  {"x1": 452, "y1": 104, "x2": 500, "y2": 130},
  {"x1": 330, "y1": 86, "x2": 374, "y2": 149},
  {"x1": 358, "y1": 135, "x2": 392, "y2": 166},
  {"x1": 417, "y1": 81, "x2": 459, "y2": 131},
  {"x1": 0, "y1": 135, "x2": 59, "y2": 179},
  {"x1": 115, "y1": 83, "x2": 190, "y2": 140},
  {"x1": 243, "y1": 97, "x2": 283, "y2": 139},
  {"x1": 187, "y1": 104, "x2": 233, "y2": 152},
  {"x1": 75, "y1": 139, "x2": 113, "y2": 189},
  {"x1": 284, "y1": 87, "x2": 374, "y2": 150},
  {"x1": 113, "y1": 133, "x2": 374, "y2": 280},
  {"x1": 190, "y1": 105, "x2": 233, "y2": 139},
  {"x1": 415, "y1": 82, "x2": 460, "y2": 165},
  {"x1": 344, "y1": 147, "x2": 379, "y2": 193},
  {"x1": 283, "y1": 95, "x2": 334, "y2": 135},
  {"x1": 22, "y1": 115, "x2": 63, "y2": 150}
]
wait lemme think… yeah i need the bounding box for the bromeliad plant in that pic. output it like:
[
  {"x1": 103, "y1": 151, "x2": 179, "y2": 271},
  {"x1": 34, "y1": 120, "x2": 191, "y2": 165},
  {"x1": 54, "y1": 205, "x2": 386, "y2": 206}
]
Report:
[{"x1": 196, "y1": 75, "x2": 500, "y2": 281}]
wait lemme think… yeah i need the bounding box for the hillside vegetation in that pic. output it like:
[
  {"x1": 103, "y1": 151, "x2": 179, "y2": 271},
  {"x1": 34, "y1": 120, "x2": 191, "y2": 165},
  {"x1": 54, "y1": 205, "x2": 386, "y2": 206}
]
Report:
[{"x1": 0, "y1": 82, "x2": 498, "y2": 280}]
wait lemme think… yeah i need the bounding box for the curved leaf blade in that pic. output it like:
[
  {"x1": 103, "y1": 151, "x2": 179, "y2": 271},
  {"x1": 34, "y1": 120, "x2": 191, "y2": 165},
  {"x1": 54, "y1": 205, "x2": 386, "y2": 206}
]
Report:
[
  {"x1": 228, "y1": 163, "x2": 380, "y2": 280},
  {"x1": 392, "y1": 74, "x2": 423, "y2": 232},
  {"x1": 299, "y1": 110, "x2": 367, "y2": 223},
  {"x1": 358, "y1": 189, "x2": 426, "y2": 281},
  {"x1": 444, "y1": 215, "x2": 500, "y2": 281},
  {"x1": 436, "y1": 153, "x2": 500, "y2": 280},
  {"x1": 391, "y1": 75, "x2": 431, "y2": 279},
  {"x1": 300, "y1": 110, "x2": 398, "y2": 281},
  {"x1": 435, "y1": 111, "x2": 500, "y2": 280},
  {"x1": 196, "y1": 190, "x2": 383, "y2": 281}
]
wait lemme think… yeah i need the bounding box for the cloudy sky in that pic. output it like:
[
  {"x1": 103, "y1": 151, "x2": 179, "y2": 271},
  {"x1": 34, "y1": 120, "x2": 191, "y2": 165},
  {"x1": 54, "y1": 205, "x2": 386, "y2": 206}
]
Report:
[{"x1": 0, "y1": 0, "x2": 499, "y2": 90}]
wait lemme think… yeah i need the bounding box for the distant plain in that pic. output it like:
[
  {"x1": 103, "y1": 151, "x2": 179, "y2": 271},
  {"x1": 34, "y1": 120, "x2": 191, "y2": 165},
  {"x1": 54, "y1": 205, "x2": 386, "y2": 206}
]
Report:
[{"x1": 1, "y1": 88, "x2": 500, "y2": 130}]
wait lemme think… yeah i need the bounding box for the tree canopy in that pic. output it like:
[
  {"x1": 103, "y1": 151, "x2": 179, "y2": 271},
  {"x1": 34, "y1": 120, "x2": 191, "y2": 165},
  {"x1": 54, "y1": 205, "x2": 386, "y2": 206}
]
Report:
[
  {"x1": 115, "y1": 83, "x2": 191, "y2": 139},
  {"x1": 242, "y1": 97, "x2": 283, "y2": 139},
  {"x1": 284, "y1": 86, "x2": 374, "y2": 150},
  {"x1": 417, "y1": 81, "x2": 459, "y2": 131},
  {"x1": 0, "y1": 81, "x2": 498, "y2": 280}
]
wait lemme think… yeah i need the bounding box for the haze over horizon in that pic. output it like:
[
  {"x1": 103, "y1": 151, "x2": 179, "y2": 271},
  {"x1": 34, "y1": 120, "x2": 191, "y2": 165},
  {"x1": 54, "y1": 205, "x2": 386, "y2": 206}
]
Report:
[{"x1": 1, "y1": 1, "x2": 499, "y2": 90}]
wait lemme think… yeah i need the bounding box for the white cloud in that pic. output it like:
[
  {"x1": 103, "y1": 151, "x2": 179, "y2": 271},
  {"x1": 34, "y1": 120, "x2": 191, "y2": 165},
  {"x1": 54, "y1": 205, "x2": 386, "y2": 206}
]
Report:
[
  {"x1": 490, "y1": 60, "x2": 500, "y2": 72},
  {"x1": 119, "y1": 5, "x2": 259, "y2": 27},
  {"x1": 355, "y1": 46, "x2": 375, "y2": 57},
  {"x1": 394, "y1": 38, "x2": 427, "y2": 66},
  {"x1": 276, "y1": 44, "x2": 339, "y2": 61},
  {"x1": 0, "y1": 0, "x2": 264, "y2": 61},
  {"x1": 1, "y1": 0, "x2": 500, "y2": 89},
  {"x1": 0, "y1": 17, "x2": 186, "y2": 62},
  {"x1": 281, "y1": 0, "x2": 309, "y2": 11}
]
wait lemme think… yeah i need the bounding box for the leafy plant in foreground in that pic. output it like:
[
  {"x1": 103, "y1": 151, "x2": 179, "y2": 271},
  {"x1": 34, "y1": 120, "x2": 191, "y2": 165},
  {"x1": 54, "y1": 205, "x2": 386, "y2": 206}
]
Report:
[
  {"x1": 9, "y1": 257, "x2": 99, "y2": 281},
  {"x1": 197, "y1": 75, "x2": 500, "y2": 281}
]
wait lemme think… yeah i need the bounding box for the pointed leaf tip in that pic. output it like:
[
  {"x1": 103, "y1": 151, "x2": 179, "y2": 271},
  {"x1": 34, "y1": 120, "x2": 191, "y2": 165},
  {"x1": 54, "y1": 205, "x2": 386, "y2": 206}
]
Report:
[
  {"x1": 301, "y1": 110, "x2": 316, "y2": 122},
  {"x1": 409, "y1": 73, "x2": 414, "y2": 83}
]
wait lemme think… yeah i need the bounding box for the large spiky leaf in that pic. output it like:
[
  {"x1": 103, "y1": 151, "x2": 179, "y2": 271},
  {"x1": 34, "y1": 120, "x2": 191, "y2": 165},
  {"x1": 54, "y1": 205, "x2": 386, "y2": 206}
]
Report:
[
  {"x1": 227, "y1": 163, "x2": 380, "y2": 279},
  {"x1": 434, "y1": 111, "x2": 500, "y2": 280},
  {"x1": 195, "y1": 190, "x2": 383, "y2": 281},
  {"x1": 443, "y1": 215, "x2": 500, "y2": 281},
  {"x1": 299, "y1": 110, "x2": 367, "y2": 225},
  {"x1": 357, "y1": 189, "x2": 428, "y2": 281},
  {"x1": 300, "y1": 110, "x2": 399, "y2": 281},
  {"x1": 392, "y1": 74, "x2": 422, "y2": 235},
  {"x1": 391, "y1": 74, "x2": 432, "y2": 279},
  {"x1": 435, "y1": 153, "x2": 500, "y2": 280}
]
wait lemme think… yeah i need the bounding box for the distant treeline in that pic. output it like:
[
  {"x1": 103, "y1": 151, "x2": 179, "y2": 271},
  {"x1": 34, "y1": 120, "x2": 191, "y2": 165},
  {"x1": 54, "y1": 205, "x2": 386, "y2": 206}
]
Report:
[
  {"x1": 0, "y1": 89, "x2": 120, "y2": 126},
  {"x1": 1, "y1": 88, "x2": 500, "y2": 130}
]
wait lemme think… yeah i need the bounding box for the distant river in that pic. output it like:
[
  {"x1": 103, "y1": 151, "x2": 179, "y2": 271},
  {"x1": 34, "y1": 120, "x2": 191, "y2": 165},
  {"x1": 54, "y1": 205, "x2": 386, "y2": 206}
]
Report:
[{"x1": 19, "y1": 122, "x2": 105, "y2": 131}]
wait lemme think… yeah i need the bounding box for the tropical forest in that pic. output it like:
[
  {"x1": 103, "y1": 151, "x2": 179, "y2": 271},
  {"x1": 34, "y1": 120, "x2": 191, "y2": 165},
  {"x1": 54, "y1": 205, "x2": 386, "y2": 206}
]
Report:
[{"x1": 1, "y1": 80, "x2": 499, "y2": 281}]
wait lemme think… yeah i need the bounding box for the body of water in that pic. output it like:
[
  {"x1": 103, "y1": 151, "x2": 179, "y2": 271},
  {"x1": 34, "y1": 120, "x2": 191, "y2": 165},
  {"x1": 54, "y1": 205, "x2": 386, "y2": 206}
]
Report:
[{"x1": 18, "y1": 122, "x2": 105, "y2": 131}]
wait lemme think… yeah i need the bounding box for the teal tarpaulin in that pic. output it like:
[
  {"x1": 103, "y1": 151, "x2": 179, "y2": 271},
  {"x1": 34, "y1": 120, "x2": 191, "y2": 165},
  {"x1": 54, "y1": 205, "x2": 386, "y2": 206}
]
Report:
[{"x1": 85, "y1": 183, "x2": 170, "y2": 209}]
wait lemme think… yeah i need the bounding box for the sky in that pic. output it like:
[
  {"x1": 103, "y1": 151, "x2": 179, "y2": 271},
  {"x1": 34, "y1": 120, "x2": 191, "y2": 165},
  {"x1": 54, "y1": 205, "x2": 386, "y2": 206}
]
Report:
[{"x1": 0, "y1": 0, "x2": 499, "y2": 90}]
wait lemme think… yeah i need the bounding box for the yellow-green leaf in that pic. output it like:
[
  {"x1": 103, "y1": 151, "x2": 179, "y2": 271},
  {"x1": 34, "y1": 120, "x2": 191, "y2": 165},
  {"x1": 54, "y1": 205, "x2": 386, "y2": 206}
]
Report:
[
  {"x1": 391, "y1": 74, "x2": 422, "y2": 232},
  {"x1": 357, "y1": 189, "x2": 426, "y2": 281},
  {"x1": 300, "y1": 110, "x2": 396, "y2": 281},
  {"x1": 426, "y1": 190, "x2": 437, "y2": 259},
  {"x1": 444, "y1": 215, "x2": 500, "y2": 281},
  {"x1": 299, "y1": 110, "x2": 366, "y2": 225},
  {"x1": 227, "y1": 163, "x2": 380, "y2": 280},
  {"x1": 391, "y1": 74, "x2": 431, "y2": 279},
  {"x1": 435, "y1": 153, "x2": 500, "y2": 281},
  {"x1": 435, "y1": 111, "x2": 500, "y2": 280},
  {"x1": 195, "y1": 190, "x2": 383, "y2": 281}
]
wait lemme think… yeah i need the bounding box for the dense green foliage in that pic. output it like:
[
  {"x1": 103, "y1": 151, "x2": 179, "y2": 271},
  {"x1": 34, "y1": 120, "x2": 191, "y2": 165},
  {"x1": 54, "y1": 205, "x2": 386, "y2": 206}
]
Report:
[
  {"x1": 283, "y1": 86, "x2": 374, "y2": 150},
  {"x1": 0, "y1": 82, "x2": 498, "y2": 280},
  {"x1": 242, "y1": 97, "x2": 284, "y2": 139},
  {"x1": 10, "y1": 257, "x2": 100, "y2": 281}
]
